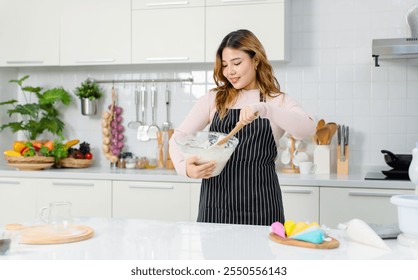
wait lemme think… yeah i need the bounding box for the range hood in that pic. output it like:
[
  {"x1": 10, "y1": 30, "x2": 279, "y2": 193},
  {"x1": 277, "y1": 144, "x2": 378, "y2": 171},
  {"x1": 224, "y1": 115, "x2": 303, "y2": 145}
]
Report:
[{"x1": 372, "y1": 37, "x2": 418, "y2": 66}]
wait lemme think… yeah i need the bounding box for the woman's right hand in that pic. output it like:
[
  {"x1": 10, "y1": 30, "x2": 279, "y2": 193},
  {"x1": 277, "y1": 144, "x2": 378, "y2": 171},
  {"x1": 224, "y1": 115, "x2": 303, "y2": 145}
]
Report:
[{"x1": 186, "y1": 156, "x2": 216, "y2": 179}]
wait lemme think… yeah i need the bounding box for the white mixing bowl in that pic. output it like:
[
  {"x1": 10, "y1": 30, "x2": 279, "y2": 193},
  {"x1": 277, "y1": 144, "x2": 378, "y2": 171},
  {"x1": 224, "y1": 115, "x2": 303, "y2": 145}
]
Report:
[
  {"x1": 390, "y1": 194, "x2": 418, "y2": 238},
  {"x1": 174, "y1": 131, "x2": 239, "y2": 177}
]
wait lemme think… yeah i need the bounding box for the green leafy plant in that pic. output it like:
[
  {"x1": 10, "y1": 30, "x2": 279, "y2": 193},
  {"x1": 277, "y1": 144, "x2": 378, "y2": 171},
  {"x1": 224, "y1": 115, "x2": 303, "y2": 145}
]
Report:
[
  {"x1": 74, "y1": 78, "x2": 104, "y2": 100},
  {"x1": 0, "y1": 75, "x2": 72, "y2": 140}
]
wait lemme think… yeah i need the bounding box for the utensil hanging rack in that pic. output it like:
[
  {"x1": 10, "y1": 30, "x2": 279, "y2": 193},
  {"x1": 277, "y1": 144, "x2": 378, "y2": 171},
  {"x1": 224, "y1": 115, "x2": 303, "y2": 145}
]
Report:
[{"x1": 91, "y1": 77, "x2": 193, "y2": 86}]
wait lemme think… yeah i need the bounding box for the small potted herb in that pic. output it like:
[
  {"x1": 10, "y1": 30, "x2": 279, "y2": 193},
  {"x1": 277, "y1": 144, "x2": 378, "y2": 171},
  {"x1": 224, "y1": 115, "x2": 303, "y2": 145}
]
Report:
[{"x1": 74, "y1": 78, "x2": 104, "y2": 116}]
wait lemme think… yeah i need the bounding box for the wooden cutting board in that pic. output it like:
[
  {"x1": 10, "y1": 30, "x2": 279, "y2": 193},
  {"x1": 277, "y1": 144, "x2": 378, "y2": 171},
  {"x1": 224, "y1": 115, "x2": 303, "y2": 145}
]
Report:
[
  {"x1": 8, "y1": 224, "x2": 94, "y2": 245},
  {"x1": 269, "y1": 232, "x2": 339, "y2": 249}
]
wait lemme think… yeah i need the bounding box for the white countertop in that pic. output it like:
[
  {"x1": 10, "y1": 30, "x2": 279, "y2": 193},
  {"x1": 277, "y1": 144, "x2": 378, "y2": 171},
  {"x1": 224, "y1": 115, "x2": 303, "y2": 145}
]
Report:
[
  {"x1": 0, "y1": 163, "x2": 415, "y2": 190},
  {"x1": 1, "y1": 217, "x2": 417, "y2": 260}
]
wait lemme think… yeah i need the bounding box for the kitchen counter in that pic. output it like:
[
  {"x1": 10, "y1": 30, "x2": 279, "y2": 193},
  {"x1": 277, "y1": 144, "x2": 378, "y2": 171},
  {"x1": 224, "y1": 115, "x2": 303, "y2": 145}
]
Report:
[
  {"x1": 0, "y1": 163, "x2": 415, "y2": 190},
  {"x1": 1, "y1": 217, "x2": 417, "y2": 260}
]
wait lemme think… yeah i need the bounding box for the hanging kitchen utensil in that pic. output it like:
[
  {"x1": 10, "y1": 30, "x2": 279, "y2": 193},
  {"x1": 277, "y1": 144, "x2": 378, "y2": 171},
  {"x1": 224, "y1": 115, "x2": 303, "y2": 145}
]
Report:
[
  {"x1": 127, "y1": 85, "x2": 143, "y2": 129},
  {"x1": 147, "y1": 83, "x2": 160, "y2": 139},
  {"x1": 162, "y1": 83, "x2": 172, "y2": 131},
  {"x1": 137, "y1": 84, "x2": 150, "y2": 141}
]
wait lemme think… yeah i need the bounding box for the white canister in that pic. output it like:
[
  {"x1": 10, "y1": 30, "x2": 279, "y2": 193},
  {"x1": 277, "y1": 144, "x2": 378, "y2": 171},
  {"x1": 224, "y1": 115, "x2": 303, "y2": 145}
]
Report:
[
  {"x1": 314, "y1": 145, "x2": 330, "y2": 174},
  {"x1": 407, "y1": 5, "x2": 418, "y2": 38}
]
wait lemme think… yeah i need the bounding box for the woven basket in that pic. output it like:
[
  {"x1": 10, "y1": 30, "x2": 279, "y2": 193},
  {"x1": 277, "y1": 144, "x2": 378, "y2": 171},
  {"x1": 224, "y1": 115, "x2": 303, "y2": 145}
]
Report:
[
  {"x1": 59, "y1": 158, "x2": 93, "y2": 168},
  {"x1": 5, "y1": 156, "x2": 55, "y2": 164}
]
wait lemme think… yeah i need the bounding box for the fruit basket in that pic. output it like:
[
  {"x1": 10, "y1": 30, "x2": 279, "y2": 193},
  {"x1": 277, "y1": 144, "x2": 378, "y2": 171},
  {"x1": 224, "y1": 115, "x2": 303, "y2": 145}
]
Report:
[
  {"x1": 59, "y1": 158, "x2": 93, "y2": 168},
  {"x1": 5, "y1": 155, "x2": 55, "y2": 164}
]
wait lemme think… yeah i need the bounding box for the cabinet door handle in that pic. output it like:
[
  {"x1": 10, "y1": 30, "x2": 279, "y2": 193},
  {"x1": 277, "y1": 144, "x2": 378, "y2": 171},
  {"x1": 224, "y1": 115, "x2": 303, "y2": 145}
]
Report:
[
  {"x1": 145, "y1": 57, "x2": 189, "y2": 62},
  {"x1": 282, "y1": 189, "x2": 312, "y2": 194},
  {"x1": 52, "y1": 182, "x2": 95, "y2": 187},
  {"x1": 128, "y1": 185, "x2": 174, "y2": 190},
  {"x1": 75, "y1": 59, "x2": 115, "y2": 64},
  {"x1": 348, "y1": 191, "x2": 401, "y2": 198},
  {"x1": 222, "y1": 0, "x2": 267, "y2": 3},
  {"x1": 6, "y1": 60, "x2": 44, "y2": 64},
  {"x1": 146, "y1": 1, "x2": 189, "y2": 7},
  {"x1": 0, "y1": 180, "x2": 20, "y2": 185}
]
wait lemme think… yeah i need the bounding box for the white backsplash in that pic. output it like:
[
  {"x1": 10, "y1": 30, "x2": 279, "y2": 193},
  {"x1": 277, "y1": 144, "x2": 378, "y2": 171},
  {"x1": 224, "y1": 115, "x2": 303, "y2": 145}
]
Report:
[{"x1": 1, "y1": 0, "x2": 418, "y2": 168}]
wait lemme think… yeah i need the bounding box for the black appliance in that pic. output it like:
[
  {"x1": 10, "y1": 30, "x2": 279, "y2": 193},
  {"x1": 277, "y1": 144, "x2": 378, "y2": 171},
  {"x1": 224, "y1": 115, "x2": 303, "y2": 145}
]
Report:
[{"x1": 364, "y1": 150, "x2": 412, "y2": 181}]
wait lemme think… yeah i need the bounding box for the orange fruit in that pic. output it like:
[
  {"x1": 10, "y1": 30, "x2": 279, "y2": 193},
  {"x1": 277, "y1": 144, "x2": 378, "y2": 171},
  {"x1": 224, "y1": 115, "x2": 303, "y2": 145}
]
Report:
[
  {"x1": 43, "y1": 140, "x2": 54, "y2": 151},
  {"x1": 13, "y1": 141, "x2": 26, "y2": 153}
]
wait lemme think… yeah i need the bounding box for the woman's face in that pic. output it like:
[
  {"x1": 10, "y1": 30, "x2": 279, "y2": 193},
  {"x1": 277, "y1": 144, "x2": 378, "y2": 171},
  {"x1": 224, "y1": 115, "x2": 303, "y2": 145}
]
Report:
[{"x1": 221, "y1": 47, "x2": 258, "y2": 90}]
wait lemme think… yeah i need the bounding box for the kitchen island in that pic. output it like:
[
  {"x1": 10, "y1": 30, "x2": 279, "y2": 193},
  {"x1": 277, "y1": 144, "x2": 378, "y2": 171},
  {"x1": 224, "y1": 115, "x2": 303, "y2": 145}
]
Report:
[{"x1": 1, "y1": 217, "x2": 417, "y2": 260}]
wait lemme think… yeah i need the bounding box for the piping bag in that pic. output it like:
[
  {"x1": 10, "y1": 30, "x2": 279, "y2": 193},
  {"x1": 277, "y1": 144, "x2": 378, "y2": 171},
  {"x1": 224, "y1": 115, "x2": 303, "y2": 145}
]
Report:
[
  {"x1": 272, "y1": 221, "x2": 329, "y2": 244},
  {"x1": 338, "y1": 218, "x2": 390, "y2": 250}
]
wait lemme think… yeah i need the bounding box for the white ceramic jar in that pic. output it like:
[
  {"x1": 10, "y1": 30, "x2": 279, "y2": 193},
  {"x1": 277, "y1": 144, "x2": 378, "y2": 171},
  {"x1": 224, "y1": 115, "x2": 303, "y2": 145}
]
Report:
[{"x1": 313, "y1": 145, "x2": 330, "y2": 174}]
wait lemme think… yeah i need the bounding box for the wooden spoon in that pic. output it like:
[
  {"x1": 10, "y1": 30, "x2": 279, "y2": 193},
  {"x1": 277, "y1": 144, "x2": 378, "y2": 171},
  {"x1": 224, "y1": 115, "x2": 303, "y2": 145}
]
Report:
[
  {"x1": 324, "y1": 122, "x2": 338, "y2": 144},
  {"x1": 316, "y1": 119, "x2": 325, "y2": 131},
  {"x1": 316, "y1": 127, "x2": 330, "y2": 145},
  {"x1": 215, "y1": 123, "x2": 245, "y2": 147}
]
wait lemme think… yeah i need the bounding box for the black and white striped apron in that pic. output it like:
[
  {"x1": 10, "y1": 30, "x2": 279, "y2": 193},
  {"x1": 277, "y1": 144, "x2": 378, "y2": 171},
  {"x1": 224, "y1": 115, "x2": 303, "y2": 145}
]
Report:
[{"x1": 197, "y1": 109, "x2": 285, "y2": 226}]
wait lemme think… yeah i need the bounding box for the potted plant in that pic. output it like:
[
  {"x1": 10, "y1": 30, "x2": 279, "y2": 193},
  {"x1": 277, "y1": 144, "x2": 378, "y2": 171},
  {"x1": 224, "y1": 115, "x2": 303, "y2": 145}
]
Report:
[
  {"x1": 74, "y1": 78, "x2": 104, "y2": 116},
  {"x1": 0, "y1": 75, "x2": 72, "y2": 141}
]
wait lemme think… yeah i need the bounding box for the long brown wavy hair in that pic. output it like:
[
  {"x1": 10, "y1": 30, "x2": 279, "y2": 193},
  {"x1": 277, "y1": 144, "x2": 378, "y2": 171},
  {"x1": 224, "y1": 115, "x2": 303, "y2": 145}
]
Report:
[{"x1": 213, "y1": 29, "x2": 283, "y2": 119}]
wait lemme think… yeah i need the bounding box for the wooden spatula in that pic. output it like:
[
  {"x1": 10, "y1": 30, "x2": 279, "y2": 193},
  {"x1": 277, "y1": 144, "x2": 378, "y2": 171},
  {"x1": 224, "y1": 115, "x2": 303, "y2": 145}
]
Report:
[
  {"x1": 324, "y1": 122, "x2": 338, "y2": 144},
  {"x1": 316, "y1": 127, "x2": 330, "y2": 145}
]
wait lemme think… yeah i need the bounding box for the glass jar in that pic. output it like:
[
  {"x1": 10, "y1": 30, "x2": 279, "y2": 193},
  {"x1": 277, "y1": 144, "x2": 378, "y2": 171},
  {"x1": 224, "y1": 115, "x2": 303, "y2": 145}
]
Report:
[{"x1": 125, "y1": 157, "x2": 138, "y2": 169}]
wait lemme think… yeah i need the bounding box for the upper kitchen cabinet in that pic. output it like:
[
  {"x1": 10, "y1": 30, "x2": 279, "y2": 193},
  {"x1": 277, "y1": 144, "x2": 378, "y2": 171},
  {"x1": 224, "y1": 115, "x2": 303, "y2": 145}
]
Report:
[
  {"x1": 0, "y1": 0, "x2": 60, "y2": 67},
  {"x1": 60, "y1": 0, "x2": 131, "y2": 66},
  {"x1": 131, "y1": 0, "x2": 205, "y2": 64},
  {"x1": 205, "y1": 0, "x2": 290, "y2": 62}
]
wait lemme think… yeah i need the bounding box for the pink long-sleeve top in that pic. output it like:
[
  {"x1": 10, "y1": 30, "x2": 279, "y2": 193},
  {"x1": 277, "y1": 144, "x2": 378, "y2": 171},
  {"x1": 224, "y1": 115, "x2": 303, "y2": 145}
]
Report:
[{"x1": 169, "y1": 89, "x2": 316, "y2": 176}]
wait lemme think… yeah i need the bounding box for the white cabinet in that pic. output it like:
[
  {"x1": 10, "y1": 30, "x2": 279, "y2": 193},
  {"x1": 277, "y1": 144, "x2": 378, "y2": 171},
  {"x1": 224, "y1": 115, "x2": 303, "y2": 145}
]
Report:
[
  {"x1": 36, "y1": 179, "x2": 112, "y2": 218},
  {"x1": 0, "y1": 177, "x2": 111, "y2": 225},
  {"x1": 60, "y1": 0, "x2": 131, "y2": 65},
  {"x1": 113, "y1": 181, "x2": 191, "y2": 222},
  {"x1": 131, "y1": 0, "x2": 205, "y2": 63},
  {"x1": 320, "y1": 187, "x2": 414, "y2": 228},
  {"x1": 190, "y1": 182, "x2": 201, "y2": 222},
  {"x1": 0, "y1": 0, "x2": 60, "y2": 66},
  {"x1": 205, "y1": 0, "x2": 290, "y2": 62},
  {"x1": 281, "y1": 185, "x2": 319, "y2": 223},
  {"x1": 0, "y1": 178, "x2": 38, "y2": 225}
]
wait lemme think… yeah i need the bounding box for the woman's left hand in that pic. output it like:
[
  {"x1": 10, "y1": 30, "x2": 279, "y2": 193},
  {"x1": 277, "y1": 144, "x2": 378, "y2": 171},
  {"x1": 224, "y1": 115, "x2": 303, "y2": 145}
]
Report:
[{"x1": 239, "y1": 106, "x2": 259, "y2": 125}]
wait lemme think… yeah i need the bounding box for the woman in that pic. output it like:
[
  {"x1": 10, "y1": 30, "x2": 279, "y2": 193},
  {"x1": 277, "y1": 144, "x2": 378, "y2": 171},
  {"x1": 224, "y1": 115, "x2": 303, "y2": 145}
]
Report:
[{"x1": 169, "y1": 29, "x2": 315, "y2": 226}]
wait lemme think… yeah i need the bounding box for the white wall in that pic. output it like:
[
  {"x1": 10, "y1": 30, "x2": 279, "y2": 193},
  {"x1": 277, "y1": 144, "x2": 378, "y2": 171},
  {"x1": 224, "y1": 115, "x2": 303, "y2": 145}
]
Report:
[
  {"x1": 0, "y1": 68, "x2": 18, "y2": 150},
  {"x1": 2, "y1": 0, "x2": 418, "y2": 169}
]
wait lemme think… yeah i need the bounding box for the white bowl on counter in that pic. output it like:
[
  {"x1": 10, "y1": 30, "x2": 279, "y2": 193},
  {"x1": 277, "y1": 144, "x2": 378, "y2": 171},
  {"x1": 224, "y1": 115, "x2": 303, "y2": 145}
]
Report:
[{"x1": 390, "y1": 194, "x2": 418, "y2": 238}]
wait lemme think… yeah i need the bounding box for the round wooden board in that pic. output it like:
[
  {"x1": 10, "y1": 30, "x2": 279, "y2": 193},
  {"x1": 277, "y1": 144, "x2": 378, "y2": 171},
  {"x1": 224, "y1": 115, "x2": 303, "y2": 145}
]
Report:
[
  {"x1": 269, "y1": 232, "x2": 339, "y2": 249},
  {"x1": 19, "y1": 224, "x2": 94, "y2": 245}
]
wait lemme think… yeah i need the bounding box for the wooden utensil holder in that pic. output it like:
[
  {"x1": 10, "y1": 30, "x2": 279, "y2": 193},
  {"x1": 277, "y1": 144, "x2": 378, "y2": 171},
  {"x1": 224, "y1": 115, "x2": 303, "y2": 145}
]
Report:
[
  {"x1": 337, "y1": 145, "x2": 349, "y2": 175},
  {"x1": 157, "y1": 132, "x2": 165, "y2": 168},
  {"x1": 281, "y1": 136, "x2": 299, "y2": 173},
  {"x1": 165, "y1": 129, "x2": 175, "y2": 170}
]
